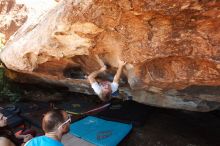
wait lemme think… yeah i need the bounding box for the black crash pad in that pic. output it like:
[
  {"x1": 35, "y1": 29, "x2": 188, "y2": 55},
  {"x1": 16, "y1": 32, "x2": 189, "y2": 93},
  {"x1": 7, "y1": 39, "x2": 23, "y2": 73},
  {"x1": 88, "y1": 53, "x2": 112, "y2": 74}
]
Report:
[
  {"x1": 96, "y1": 100, "x2": 149, "y2": 126},
  {"x1": 0, "y1": 105, "x2": 24, "y2": 128}
]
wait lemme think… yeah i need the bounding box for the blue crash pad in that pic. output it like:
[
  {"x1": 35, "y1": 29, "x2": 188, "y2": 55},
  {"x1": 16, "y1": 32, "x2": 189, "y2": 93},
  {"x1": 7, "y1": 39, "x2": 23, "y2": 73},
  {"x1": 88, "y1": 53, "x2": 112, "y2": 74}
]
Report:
[{"x1": 69, "y1": 116, "x2": 132, "y2": 146}]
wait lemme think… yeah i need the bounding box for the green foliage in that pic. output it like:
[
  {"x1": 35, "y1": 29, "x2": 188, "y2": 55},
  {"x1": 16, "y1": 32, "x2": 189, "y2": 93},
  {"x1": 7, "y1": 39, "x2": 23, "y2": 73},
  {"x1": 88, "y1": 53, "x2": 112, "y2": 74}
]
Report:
[
  {"x1": 0, "y1": 33, "x2": 21, "y2": 102},
  {"x1": 0, "y1": 68, "x2": 21, "y2": 103}
]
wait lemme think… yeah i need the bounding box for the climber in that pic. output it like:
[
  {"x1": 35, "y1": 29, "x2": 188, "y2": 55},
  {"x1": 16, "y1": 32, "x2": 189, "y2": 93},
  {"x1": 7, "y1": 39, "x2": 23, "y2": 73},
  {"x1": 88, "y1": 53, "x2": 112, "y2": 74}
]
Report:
[{"x1": 88, "y1": 55, "x2": 126, "y2": 101}]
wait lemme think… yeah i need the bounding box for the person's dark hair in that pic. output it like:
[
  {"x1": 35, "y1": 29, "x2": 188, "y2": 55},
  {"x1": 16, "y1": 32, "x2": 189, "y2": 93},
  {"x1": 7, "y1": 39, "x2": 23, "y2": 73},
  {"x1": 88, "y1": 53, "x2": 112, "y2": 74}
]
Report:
[{"x1": 42, "y1": 109, "x2": 66, "y2": 133}]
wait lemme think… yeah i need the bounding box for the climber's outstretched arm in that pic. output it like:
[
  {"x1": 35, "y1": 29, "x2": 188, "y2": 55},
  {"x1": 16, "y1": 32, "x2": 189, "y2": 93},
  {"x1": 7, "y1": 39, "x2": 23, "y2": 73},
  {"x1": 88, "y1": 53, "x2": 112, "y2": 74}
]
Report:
[
  {"x1": 113, "y1": 60, "x2": 126, "y2": 84},
  {"x1": 88, "y1": 66, "x2": 106, "y2": 84},
  {"x1": 95, "y1": 54, "x2": 105, "y2": 68},
  {"x1": 88, "y1": 55, "x2": 106, "y2": 84}
]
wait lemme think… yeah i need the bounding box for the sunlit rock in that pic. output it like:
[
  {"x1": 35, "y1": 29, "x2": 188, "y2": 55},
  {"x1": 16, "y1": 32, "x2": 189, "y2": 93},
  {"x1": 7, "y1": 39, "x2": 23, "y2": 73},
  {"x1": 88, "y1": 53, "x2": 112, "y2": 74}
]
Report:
[
  {"x1": 1, "y1": 0, "x2": 220, "y2": 111},
  {"x1": 0, "y1": 0, "x2": 27, "y2": 40}
]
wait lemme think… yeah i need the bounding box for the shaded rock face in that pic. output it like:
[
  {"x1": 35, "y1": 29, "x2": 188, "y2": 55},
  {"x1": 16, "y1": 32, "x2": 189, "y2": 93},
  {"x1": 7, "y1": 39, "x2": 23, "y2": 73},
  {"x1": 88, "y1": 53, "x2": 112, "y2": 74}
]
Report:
[
  {"x1": 1, "y1": 0, "x2": 220, "y2": 111},
  {"x1": 0, "y1": 0, "x2": 27, "y2": 40}
]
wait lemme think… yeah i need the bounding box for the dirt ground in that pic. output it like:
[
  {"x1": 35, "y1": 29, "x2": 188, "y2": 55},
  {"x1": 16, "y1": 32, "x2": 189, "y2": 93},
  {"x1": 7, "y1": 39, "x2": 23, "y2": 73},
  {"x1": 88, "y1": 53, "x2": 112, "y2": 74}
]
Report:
[
  {"x1": 121, "y1": 107, "x2": 220, "y2": 146},
  {"x1": 1, "y1": 84, "x2": 220, "y2": 146}
]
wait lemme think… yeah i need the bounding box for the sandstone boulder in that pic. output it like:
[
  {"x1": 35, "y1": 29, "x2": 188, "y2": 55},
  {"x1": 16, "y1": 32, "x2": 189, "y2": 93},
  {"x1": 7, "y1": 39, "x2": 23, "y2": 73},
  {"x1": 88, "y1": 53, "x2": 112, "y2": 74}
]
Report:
[
  {"x1": 1, "y1": 0, "x2": 220, "y2": 111},
  {"x1": 0, "y1": 0, "x2": 27, "y2": 40}
]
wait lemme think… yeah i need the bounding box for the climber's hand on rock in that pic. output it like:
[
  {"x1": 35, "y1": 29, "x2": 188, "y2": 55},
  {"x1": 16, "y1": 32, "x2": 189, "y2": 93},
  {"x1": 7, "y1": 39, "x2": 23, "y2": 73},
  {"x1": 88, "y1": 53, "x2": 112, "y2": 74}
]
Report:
[
  {"x1": 100, "y1": 65, "x2": 107, "y2": 72},
  {"x1": 118, "y1": 60, "x2": 126, "y2": 67}
]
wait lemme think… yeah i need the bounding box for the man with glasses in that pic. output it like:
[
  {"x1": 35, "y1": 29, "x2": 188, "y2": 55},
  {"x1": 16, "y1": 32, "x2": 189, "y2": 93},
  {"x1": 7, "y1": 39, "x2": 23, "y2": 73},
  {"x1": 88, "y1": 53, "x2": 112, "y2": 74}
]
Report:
[{"x1": 25, "y1": 109, "x2": 71, "y2": 146}]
